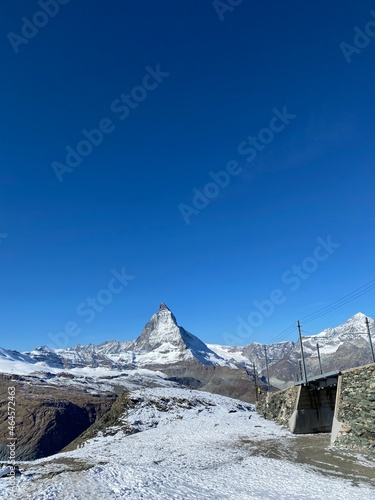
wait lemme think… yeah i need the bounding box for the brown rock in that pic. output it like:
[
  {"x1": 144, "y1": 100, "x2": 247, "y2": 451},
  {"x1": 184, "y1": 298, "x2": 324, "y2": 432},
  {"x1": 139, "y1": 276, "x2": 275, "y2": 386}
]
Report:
[{"x1": 0, "y1": 374, "x2": 116, "y2": 461}]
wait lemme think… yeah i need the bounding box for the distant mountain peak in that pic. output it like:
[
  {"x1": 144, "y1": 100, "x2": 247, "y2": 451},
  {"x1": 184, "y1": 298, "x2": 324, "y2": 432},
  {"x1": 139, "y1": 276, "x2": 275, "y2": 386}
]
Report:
[
  {"x1": 130, "y1": 304, "x2": 229, "y2": 367},
  {"x1": 154, "y1": 302, "x2": 179, "y2": 328},
  {"x1": 338, "y1": 312, "x2": 374, "y2": 330},
  {"x1": 133, "y1": 304, "x2": 185, "y2": 353},
  {"x1": 350, "y1": 312, "x2": 367, "y2": 320}
]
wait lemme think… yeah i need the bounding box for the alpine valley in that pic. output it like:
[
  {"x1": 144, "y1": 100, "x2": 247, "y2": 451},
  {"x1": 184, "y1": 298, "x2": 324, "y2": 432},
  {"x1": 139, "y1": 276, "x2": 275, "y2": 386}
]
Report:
[{"x1": 0, "y1": 303, "x2": 374, "y2": 462}]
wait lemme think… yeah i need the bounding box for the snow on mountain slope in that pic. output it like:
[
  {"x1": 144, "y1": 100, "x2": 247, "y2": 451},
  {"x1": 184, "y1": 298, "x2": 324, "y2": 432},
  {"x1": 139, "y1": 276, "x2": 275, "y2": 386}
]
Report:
[
  {"x1": 1, "y1": 310, "x2": 374, "y2": 390},
  {"x1": 303, "y1": 312, "x2": 375, "y2": 355},
  {"x1": 0, "y1": 347, "x2": 35, "y2": 365},
  {"x1": 2, "y1": 388, "x2": 374, "y2": 499},
  {"x1": 0, "y1": 304, "x2": 231, "y2": 375},
  {"x1": 208, "y1": 313, "x2": 375, "y2": 387},
  {"x1": 131, "y1": 303, "x2": 232, "y2": 367},
  {"x1": 206, "y1": 344, "x2": 252, "y2": 367}
]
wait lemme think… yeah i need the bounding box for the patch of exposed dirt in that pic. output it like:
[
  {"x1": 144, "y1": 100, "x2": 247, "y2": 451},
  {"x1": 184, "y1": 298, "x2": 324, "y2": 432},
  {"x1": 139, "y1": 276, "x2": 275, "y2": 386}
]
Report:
[{"x1": 237, "y1": 433, "x2": 375, "y2": 487}]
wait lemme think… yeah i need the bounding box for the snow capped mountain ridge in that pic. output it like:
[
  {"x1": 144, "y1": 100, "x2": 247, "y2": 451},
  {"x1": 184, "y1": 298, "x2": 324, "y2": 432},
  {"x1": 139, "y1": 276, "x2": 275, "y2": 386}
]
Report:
[
  {"x1": 132, "y1": 302, "x2": 230, "y2": 366},
  {"x1": 133, "y1": 302, "x2": 187, "y2": 351},
  {"x1": 313, "y1": 312, "x2": 372, "y2": 340},
  {"x1": 208, "y1": 312, "x2": 375, "y2": 387},
  {"x1": 0, "y1": 308, "x2": 374, "y2": 390},
  {"x1": 1, "y1": 303, "x2": 231, "y2": 373},
  {"x1": 302, "y1": 312, "x2": 375, "y2": 357}
]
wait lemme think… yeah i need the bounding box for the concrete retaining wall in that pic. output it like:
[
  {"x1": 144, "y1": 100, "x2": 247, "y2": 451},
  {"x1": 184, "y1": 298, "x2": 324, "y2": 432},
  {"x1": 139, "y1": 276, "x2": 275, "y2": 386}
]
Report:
[
  {"x1": 257, "y1": 362, "x2": 375, "y2": 453},
  {"x1": 289, "y1": 385, "x2": 337, "y2": 434}
]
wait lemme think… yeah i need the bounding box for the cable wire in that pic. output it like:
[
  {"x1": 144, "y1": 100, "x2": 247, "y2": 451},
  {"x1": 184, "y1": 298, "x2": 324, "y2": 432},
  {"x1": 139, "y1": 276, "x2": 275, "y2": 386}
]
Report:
[{"x1": 269, "y1": 278, "x2": 375, "y2": 344}]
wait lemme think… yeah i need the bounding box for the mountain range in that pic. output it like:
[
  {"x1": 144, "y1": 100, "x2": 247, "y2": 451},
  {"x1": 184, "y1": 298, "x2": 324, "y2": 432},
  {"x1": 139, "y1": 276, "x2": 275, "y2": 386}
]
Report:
[
  {"x1": 1, "y1": 304, "x2": 375, "y2": 462},
  {"x1": 1, "y1": 304, "x2": 374, "y2": 395}
]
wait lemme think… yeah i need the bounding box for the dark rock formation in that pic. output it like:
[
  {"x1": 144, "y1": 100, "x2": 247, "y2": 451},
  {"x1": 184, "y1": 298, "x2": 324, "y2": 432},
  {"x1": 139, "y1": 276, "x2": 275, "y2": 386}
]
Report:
[{"x1": 0, "y1": 374, "x2": 116, "y2": 461}]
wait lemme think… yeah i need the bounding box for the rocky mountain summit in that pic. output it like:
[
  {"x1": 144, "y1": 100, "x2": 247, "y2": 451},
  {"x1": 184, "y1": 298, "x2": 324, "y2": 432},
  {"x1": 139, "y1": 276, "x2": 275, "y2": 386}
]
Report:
[{"x1": 131, "y1": 302, "x2": 229, "y2": 367}]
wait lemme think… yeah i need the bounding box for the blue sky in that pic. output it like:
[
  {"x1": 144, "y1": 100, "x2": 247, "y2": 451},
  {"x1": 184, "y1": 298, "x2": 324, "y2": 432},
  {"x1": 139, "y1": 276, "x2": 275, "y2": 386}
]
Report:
[{"x1": 1, "y1": 0, "x2": 375, "y2": 351}]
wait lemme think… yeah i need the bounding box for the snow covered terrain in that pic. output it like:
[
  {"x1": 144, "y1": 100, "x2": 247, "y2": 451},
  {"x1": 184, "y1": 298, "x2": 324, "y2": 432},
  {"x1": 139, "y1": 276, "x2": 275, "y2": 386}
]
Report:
[
  {"x1": 1, "y1": 387, "x2": 373, "y2": 499},
  {"x1": 1, "y1": 307, "x2": 374, "y2": 498}
]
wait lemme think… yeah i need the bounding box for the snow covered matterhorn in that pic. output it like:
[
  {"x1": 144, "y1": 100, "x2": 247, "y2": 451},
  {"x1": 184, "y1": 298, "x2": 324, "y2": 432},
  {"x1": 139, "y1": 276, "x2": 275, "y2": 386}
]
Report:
[{"x1": 132, "y1": 303, "x2": 229, "y2": 366}]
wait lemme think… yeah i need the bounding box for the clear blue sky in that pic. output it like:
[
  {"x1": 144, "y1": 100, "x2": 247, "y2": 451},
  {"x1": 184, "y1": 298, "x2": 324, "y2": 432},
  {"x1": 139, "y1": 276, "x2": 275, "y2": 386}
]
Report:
[{"x1": 1, "y1": 1, "x2": 375, "y2": 351}]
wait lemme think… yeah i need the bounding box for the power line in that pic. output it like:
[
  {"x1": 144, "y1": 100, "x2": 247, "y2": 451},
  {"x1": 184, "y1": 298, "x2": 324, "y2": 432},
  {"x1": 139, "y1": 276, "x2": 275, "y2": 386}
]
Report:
[
  {"x1": 299, "y1": 279, "x2": 375, "y2": 325},
  {"x1": 269, "y1": 278, "x2": 375, "y2": 344},
  {"x1": 268, "y1": 323, "x2": 295, "y2": 344}
]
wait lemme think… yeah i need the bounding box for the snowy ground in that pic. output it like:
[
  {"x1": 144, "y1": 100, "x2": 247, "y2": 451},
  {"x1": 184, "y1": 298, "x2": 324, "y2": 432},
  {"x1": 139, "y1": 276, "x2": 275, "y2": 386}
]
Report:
[{"x1": 1, "y1": 388, "x2": 374, "y2": 499}]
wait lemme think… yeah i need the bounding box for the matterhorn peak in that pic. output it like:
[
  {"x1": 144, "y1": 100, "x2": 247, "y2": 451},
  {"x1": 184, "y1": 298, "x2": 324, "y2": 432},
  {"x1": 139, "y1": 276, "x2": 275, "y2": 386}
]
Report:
[
  {"x1": 132, "y1": 303, "x2": 182, "y2": 353},
  {"x1": 156, "y1": 302, "x2": 178, "y2": 326},
  {"x1": 130, "y1": 304, "x2": 228, "y2": 367}
]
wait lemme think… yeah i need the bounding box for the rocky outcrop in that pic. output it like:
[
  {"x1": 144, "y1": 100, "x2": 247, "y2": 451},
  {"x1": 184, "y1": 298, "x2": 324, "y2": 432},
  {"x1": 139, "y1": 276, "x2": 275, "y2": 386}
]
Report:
[
  {"x1": 0, "y1": 374, "x2": 116, "y2": 461},
  {"x1": 63, "y1": 391, "x2": 136, "y2": 452}
]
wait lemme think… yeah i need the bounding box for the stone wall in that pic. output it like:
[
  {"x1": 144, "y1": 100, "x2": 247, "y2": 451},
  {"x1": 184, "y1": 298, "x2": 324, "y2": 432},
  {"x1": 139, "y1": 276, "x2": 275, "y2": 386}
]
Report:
[
  {"x1": 257, "y1": 363, "x2": 375, "y2": 453},
  {"x1": 256, "y1": 385, "x2": 300, "y2": 426},
  {"x1": 331, "y1": 363, "x2": 375, "y2": 452}
]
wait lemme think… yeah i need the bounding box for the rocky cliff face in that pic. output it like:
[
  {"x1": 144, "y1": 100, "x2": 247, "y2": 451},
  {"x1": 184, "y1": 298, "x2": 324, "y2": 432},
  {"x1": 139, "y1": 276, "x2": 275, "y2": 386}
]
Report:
[{"x1": 0, "y1": 374, "x2": 116, "y2": 461}]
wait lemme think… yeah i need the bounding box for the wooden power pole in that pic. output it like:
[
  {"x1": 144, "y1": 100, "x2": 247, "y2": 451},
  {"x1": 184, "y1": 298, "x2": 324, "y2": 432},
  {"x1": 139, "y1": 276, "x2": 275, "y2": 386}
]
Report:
[
  {"x1": 316, "y1": 342, "x2": 323, "y2": 375},
  {"x1": 253, "y1": 362, "x2": 258, "y2": 400},
  {"x1": 264, "y1": 346, "x2": 270, "y2": 392},
  {"x1": 365, "y1": 317, "x2": 375, "y2": 363},
  {"x1": 297, "y1": 321, "x2": 308, "y2": 384}
]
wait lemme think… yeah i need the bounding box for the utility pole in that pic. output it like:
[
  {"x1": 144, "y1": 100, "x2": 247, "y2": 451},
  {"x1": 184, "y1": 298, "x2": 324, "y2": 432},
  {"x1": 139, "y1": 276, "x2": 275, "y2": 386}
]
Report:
[
  {"x1": 253, "y1": 362, "x2": 258, "y2": 401},
  {"x1": 316, "y1": 342, "x2": 323, "y2": 375},
  {"x1": 365, "y1": 317, "x2": 375, "y2": 363},
  {"x1": 297, "y1": 321, "x2": 308, "y2": 385},
  {"x1": 264, "y1": 345, "x2": 270, "y2": 393}
]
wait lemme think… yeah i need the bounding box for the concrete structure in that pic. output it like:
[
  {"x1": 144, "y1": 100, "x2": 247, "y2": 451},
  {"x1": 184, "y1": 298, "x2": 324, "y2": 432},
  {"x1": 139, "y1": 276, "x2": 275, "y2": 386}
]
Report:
[
  {"x1": 289, "y1": 371, "x2": 339, "y2": 434},
  {"x1": 257, "y1": 363, "x2": 375, "y2": 453}
]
